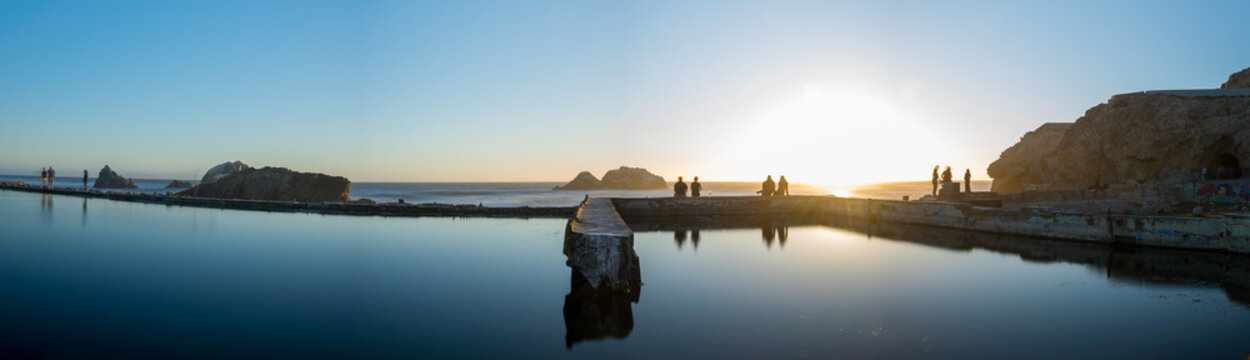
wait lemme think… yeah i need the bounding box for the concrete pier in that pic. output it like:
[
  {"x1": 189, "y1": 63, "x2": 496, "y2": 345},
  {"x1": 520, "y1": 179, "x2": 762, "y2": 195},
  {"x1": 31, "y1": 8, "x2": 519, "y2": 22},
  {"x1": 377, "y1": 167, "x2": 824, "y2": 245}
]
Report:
[{"x1": 562, "y1": 197, "x2": 641, "y2": 291}]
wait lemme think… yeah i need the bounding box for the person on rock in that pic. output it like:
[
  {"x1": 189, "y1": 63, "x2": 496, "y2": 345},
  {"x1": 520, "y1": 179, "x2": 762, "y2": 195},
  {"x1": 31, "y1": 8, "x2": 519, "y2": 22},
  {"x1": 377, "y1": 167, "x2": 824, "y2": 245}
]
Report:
[
  {"x1": 83, "y1": 170, "x2": 89, "y2": 190},
  {"x1": 674, "y1": 176, "x2": 688, "y2": 197},
  {"x1": 41, "y1": 168, "x2": 47, "y2": 188},
  {"x1": 777, "y1": 176, "x2": 790, "y2": 196},
  {"x1": 691, "y1": 176, "x2": 702, "y2": 197},
  {"x1": 759, "y1": 175, "x2": 776, "y2": 197},
  {"x1": 48, "y1": 167, "x2": 55, "y2": 188},
  {"x1": 941, "y1": 166, "x2": 952, "y2": 183}
]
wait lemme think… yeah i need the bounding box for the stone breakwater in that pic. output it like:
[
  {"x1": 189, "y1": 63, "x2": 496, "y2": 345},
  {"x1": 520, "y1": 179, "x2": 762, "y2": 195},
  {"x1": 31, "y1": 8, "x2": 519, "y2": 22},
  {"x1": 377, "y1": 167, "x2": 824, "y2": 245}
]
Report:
[
  {"x1": 0, "y1": 183, "x2": 574, "y2": 218},
  {"x1": 604, "y1": 196, "x2": 1250, "y2": 254}
]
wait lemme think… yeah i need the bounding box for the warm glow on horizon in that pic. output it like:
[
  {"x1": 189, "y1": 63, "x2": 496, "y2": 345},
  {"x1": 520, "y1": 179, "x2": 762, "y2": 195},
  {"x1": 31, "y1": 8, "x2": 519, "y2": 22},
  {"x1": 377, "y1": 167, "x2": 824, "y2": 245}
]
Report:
[{"x1": 716, "y1": 81, "x2": 958, "y2": 188}]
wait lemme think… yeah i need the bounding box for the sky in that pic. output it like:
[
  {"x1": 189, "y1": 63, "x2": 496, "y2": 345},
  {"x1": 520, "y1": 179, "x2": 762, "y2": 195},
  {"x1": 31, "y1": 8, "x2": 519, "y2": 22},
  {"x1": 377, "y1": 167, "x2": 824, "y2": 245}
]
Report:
[{"x1": 2, "y1": 0, "x2": 1248, "y2": 185}]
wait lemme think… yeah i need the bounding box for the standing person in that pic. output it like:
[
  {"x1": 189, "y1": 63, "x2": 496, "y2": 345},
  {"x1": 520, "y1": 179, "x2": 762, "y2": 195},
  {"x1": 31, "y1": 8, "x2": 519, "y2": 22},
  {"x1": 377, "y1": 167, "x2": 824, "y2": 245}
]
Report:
[
  {"x1": 964, "y1": 169, "x2": 972, "y2": 193},
  {"x1": 931, "y1": 165, "x2": 939, "y2": 196},
  {"x1": 759, "y1": 175, "x2": 776, "y2": 197},
  {"x1": 41, "y1": 168, "x2": 47, "y2": 188},
  {"x1": 674, "y1": 176, "x2": 688, "y2": 197},
  {"x1": 48, "y1": 167, "x2": 55, "y2": 188},
  {"x1": 691, "y1": 176, "x2": 702, "y2": 197},
  {"x1": 83, "y1": 170, "x2": 89, "y2": 190},
  {"x1": 777, "y1": 176, "x2": 790, "y2": 196}
]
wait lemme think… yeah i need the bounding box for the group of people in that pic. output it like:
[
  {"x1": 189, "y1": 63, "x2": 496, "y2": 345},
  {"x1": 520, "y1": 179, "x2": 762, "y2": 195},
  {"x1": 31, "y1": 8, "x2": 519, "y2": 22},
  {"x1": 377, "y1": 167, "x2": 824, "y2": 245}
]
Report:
[
  {"x1": 672, "y1": 176, "x2": 703, "y2": 197},
  {"x1": 759, "y1": 175, "x2": 789, "y2": 196},
  {"x1": 672, "y1": 175, "x2": 792, "y2": 197},
  {"x1": 38, "y1": 167, "x2": 90, "y2": 190},
  {"x1": 40, "y1": 167, "x2": 56, "y2": 188},
  {"x1": 931, "y1": 165, "x2": 972, "y2": 196}
]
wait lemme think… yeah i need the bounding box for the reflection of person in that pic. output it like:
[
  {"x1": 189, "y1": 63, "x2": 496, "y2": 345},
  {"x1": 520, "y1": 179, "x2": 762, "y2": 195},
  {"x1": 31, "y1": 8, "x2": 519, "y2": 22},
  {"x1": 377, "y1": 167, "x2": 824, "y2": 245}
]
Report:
[
  {"x1": 777, "y1": 176, "x2": 789, "y2": 196},
  {"x1": 673, "y1": 176, "x2": 688, "y2": 197},
  {"x1": 931, "y1": 166, "x2": 939, "y2": 196},
  {"x1": 691, "y1": 177, "x2": 702, "y2": 197},
  {"x1": 674, "y1": 230, "x2": 687, "y2": 249},
  {"x1": 759, "y1": 175, "x2": 775, "y2": 197}
]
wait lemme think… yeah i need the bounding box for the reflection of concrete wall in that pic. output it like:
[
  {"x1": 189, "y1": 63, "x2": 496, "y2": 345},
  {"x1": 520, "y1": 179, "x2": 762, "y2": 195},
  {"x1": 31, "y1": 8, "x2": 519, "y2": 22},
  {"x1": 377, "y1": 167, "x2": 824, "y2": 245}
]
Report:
[{"x1": 609, "y1": 196, "x2": 1250, "y2": 254}]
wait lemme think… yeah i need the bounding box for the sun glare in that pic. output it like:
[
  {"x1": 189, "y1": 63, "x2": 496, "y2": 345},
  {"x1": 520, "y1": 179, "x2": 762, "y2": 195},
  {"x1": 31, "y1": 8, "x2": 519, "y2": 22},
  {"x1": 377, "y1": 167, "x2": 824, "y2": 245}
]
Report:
[{"x1": 722, "y1": 81, "x2": 949, "y2": 189}]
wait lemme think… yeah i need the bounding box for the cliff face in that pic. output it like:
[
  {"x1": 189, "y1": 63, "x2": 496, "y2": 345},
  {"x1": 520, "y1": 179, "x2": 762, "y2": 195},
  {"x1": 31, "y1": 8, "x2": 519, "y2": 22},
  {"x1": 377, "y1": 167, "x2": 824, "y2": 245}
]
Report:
[
  {"x1": 201, "y1": 161, "x2": 251, "y2": 185},
  {"x1": 180, "y1": 167, "x2": 350, "y2": 203},
  {"x1": 1222, "y1": 67, "x2": 1250, "y2": 89},
  {"x1": 989, "y1": 68, "x2": 1250, "y2": 193}
]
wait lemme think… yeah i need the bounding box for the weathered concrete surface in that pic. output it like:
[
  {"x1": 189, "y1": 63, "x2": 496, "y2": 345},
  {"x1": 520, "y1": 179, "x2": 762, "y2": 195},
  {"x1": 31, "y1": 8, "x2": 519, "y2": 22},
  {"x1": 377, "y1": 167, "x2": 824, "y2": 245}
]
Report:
[
  {"x1": 611, "y1": 196, "x2": 1250, "y2": 254},
  {"x1": 563, "y1": 197, "x2": 642, "y2": 291}
]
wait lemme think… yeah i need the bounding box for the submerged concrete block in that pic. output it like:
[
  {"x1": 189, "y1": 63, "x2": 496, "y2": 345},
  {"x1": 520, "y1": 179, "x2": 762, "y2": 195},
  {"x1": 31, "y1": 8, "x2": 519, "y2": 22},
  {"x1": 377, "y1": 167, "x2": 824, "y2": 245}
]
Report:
[{"x1": 563, "y1": 197, "x2": 641, "y2": 291}]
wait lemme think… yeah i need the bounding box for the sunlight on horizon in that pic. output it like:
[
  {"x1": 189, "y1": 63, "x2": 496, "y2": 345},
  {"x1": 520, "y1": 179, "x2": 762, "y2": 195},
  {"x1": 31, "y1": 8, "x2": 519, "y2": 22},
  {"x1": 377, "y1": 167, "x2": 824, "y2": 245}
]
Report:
[{"x1": 717, "y1": 80, "x2": 958, "y2": 188}]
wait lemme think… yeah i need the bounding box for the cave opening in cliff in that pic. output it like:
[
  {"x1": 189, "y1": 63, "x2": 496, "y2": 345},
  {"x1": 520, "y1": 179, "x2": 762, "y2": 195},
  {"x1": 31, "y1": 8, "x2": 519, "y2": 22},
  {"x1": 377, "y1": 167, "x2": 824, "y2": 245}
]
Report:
[{"x1": 1211, "y1": 153, "x2": 1243, "y2": 180}]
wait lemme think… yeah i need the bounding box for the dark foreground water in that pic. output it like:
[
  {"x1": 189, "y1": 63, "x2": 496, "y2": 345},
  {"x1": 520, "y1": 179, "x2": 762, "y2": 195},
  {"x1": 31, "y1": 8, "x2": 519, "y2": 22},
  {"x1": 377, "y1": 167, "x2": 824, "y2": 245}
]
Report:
[{"x1": 1, "y1": 190, "x2": 1248, "y2": 359}]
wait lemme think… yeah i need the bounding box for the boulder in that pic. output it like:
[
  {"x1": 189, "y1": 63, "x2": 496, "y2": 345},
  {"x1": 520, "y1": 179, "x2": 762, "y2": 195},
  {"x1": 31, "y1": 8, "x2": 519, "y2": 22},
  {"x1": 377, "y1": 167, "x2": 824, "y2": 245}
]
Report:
[
  {"x1": 93, "y1": 165, "x2": 138, "y2": 189},
  {"x1": 164, "y1": 180, "x2": 193, "y2": 189},
  {"x1": 179, "y1": 167, "x2": 350, "y2": 203},
  {"x1": 554, "y1": 166, "x2": 667, "y2": 191},
  {"x1": 1223, "y1": 67, "x2": 1250, "y2": 89},
  {"x1": 200, "y1": 161, "x2": 251, "y2": 185},
  {"x1": 553, "y1": 171, "x2": 603, "y2": 190},
  {"x1": 600, "y1": 166, "x2": 668, "y2": 190},
  {"x1": 989, "y1": 68, "x2": 1250, "y2": 193}
]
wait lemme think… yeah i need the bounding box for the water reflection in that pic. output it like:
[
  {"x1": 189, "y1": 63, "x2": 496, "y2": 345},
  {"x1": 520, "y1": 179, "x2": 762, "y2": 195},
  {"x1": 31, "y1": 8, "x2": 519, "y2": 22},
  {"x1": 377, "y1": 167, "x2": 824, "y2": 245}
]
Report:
[
  {"x1": 563, "y1": 272, "x2": 639, "y2": 348},
  {"x1": 81, "y1": 197, "x2": 87, "y2": 228},
  {"x1": 626, "y1": 215, "x2": 1250, "y2": 309},
  {"x1": 39, "y1": 193, "x2": 53, "y2": 226}
]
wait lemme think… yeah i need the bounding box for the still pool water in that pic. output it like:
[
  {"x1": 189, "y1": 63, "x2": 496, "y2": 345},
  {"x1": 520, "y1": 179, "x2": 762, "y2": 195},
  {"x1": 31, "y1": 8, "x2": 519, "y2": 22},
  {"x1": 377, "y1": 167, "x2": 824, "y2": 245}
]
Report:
[{"x1": 2, "y1": 189, "x2": 1248, "y2": 358}]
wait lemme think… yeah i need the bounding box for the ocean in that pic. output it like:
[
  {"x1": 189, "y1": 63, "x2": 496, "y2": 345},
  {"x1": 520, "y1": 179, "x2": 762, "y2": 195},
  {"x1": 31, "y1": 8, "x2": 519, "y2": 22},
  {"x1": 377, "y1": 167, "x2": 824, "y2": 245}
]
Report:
[{"x1": 0, "y1": 174, "x2": 991, "y2": 206}]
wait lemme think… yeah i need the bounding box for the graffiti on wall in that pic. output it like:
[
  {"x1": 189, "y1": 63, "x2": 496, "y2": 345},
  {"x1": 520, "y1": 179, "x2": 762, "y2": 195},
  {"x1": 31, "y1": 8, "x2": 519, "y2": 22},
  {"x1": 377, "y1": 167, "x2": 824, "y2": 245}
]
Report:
[{"x1": 1194, "y1": 183, "x2": 1250, "y2": 203}]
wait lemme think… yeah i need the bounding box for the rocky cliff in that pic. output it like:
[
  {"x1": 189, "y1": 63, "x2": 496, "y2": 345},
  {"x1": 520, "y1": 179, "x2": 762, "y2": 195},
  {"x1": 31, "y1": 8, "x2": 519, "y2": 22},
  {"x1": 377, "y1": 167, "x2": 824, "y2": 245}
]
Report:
[
  {"x1": 179, "y1": 167, "x2": 350, "y2": 203},
  {"x1": 93, "y1": 165, "x2": 137, "y2": 189},
  {"x1": 989, "y1": 68, "x2": 1250, "y2": 193},
  {"x1": 554, "y1": 166, "x2": 667, "y2": 191},
  {"x1": 1223, "y1": 67, "x2": 1250, "y2": 89},
  {"x1": 200, "y1": 161, "x2": 251, "y2": 185}
]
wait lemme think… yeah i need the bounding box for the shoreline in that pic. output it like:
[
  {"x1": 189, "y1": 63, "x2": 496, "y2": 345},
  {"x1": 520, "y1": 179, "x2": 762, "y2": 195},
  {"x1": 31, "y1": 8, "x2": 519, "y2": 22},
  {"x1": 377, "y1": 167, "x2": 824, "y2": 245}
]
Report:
[{"x1": 0, "y1": 182, "x2": 575, "y2": 219}]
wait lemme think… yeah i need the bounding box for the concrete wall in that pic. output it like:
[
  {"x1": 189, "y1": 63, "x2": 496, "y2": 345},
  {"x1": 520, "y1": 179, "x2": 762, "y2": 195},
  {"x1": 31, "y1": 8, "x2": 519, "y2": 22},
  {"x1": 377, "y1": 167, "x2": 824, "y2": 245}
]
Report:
[{"x1": 611, "y1": 196, "x2": 1250, "y2": 254}]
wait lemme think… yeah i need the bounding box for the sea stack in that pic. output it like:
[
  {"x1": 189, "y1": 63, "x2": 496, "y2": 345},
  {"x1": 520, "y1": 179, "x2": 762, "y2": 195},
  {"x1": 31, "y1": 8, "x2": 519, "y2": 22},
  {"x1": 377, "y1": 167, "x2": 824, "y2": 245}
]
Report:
[
  {"x1": 93, "y1": 165, "x2": 138, "y2": 189},
  {"x1": 179, "y1": 166, "x2": 351, "y2": 203},
  {"x1": 200, "y1": 161, "x2": 251, "y2": 185},
  {"x1": 554, "y1": 166, "x2": 667, "y2": 191}
]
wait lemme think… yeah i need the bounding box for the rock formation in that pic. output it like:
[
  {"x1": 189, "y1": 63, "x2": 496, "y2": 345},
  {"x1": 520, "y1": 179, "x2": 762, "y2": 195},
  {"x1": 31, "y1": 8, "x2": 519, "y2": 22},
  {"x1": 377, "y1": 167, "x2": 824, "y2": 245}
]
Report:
[
  {"x1": 200, "y1": 161, "x2": 251, "y2": 185},
  {"x1": 554, "y1": 166, "x2": 667, "y2": 191},
  {"x1": 179, "y1": 167, "x2": 350, "y2": 203},
  {"x1": 989, "y1": 68, "x2": 1250, "y2": 194},
  {"x1": 553, "y1": 171, "x2": 603, "y2": 190},
  {"x1": 600, "y1": 166, "x2": 668, "y2": 190},
  {"x1": 164, "y1": 180, "x2": 193, "y2": 189},
  {"x1": 93, "y1": 165, "x2": 138, "y2": 189},
  {"x1": 1223, "y1": 67, "x2": 1250, "y2": 89}
]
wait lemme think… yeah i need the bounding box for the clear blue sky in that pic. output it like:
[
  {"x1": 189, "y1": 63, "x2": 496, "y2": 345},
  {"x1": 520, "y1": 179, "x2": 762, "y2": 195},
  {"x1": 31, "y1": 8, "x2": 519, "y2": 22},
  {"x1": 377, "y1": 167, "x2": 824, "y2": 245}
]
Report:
[{"x1": 2, "y1": 0, "x2": 1248, "y2": 183}]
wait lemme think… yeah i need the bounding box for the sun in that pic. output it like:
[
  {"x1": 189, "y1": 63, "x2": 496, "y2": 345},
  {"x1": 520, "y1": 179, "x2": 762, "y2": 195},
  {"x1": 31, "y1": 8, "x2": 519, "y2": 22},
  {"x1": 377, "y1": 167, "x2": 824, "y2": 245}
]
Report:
[{"x1": 720, "y1": 81, "x2": 949, "y2": 188}]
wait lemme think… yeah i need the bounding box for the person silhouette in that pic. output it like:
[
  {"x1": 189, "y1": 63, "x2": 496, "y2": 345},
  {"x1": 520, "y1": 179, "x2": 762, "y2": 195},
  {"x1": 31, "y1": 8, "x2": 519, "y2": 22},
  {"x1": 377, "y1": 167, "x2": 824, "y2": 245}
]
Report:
[
  {"x1": 691, "y1": 176, "x2": 702, "y2": 197},
  {"x1": 48, "y1": 167, "x2": 55, "y2": 188},
  {"x1": 777, "y1": 176, "x2": 789, "y2": 196},
  {"x1": 759, "y1": 175, "x2": 775, "y2": 197},
  {"x1": 674, "y1": 176, "x2": 688, "y2": 197},
  {"x1": 931, "y1": 165, "x2": 939, "y2": 196},
  {"x1": 83, "y1": 170, "x2": 89, "y2": 190},
  {"x1": 41, "y1": 168, "x2": 48, "y2": 188},
  {"x1": 964, "y1": 169, "x2": 972, "y2": 193},
  {"x1": 941, "y1": 166, "x2": 952, "y2": 183}
]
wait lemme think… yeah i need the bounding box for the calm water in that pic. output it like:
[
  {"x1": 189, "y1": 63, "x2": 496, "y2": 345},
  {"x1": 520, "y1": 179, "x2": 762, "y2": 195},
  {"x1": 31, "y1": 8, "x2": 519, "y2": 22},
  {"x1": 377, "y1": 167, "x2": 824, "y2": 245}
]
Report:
[{"x1": 2, "y1": 189, "x2": 1247, "y2": 358}]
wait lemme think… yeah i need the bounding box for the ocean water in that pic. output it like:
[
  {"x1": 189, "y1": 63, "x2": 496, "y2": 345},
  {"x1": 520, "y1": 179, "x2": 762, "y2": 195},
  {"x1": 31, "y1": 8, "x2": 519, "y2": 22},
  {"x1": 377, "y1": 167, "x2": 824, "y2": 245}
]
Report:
[
  {"x1": 1, "y1": 189, "x2": 1247, "y2": 358},
  {"x1": 0, "y1": 174, "x2": 990, "y2": 206}
]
